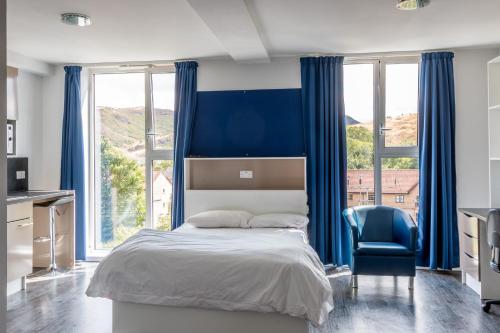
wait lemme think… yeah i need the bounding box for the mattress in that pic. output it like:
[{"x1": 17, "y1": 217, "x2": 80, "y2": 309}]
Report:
[{"x1": 86, "y1": 225, "x2": 333, "y2": 326}]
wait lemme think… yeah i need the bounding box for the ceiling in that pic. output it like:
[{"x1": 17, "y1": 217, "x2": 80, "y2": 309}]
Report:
[{"x1": 7, "y1": 0, "x2": 500, "y2": 64}]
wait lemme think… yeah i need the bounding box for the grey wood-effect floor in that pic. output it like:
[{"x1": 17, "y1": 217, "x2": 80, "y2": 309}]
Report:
[{"x1": 6, "y1": 264, "x2": 500, "y2": 333}]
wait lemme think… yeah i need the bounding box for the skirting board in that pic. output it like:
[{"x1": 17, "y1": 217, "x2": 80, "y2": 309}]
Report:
[
  {"x1": 112, "y1": 301, "x2": 309, "y2": 333},
  {"x1": 6, "y1": 278, "x2": 22, "y2": 296}
]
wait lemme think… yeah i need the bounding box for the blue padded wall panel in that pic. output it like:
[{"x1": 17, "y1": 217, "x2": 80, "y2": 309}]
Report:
[{"x1": 190, "y1": 89, "x2": 304, "y2": 157}]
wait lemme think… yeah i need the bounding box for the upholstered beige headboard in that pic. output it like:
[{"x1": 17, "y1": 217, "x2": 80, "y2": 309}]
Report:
[{"x1": 185, "y1": 157, "x2": 305, "y2": 190}]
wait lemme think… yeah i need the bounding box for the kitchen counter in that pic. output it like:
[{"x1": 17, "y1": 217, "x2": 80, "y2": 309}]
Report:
[
  {"x1": 7, "y1": 190, "x2": 74, "y2": 205},
  {"x1": 6, "y1": 189, "x2": 76, "y2": 296}
]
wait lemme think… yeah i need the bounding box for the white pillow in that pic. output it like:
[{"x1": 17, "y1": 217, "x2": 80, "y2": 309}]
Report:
[
  {"x1": 185, "y1": 210, "x2": 253, "y2": 228},
  {"x1": 249, "y1": 213, "x2": 309, "y2": 229}
]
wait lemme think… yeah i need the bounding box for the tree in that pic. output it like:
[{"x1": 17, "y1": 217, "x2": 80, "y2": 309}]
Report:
[
  {"x1": 100, "y1": 140, "x2": 114, "y2": 242},
  {"x1": 100, "y1": 139, "x2": 146, "y2": 246},
  {"x1": 382, "y1": 157, "x2": 418, "y2": 170},
  {"x1": 347, "y1": 125, "x2": 374, "y2": 169},
  {"x1": 346, "y1": 124, "x2": 417, "y2": 170}
]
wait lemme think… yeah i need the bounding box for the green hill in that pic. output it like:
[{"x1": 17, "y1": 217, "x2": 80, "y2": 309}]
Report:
[
  {"x1": 353, "y1": 113, "x2": 418, "y2": 146},
  {"x1": 97, "y1": 106, "x2": 174, "y2": 163}
]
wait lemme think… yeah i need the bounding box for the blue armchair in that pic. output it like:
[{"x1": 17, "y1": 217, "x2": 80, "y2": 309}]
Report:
[{"x1": 343, "y1": 205, "x2": 418, "y2": 289}]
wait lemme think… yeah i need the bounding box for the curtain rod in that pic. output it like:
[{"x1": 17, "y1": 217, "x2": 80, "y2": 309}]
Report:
[
  {"x1": 295, "y1": 47, "x2": 460, "y2": 60},
  {"x1": 64, "y1": 58, "x2": 198, "y2": 68}
]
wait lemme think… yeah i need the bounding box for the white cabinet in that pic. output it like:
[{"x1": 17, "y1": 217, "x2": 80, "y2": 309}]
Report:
[
  {"x1": 6, "y1": 201, "x2": 33, "y2": 294},
  {"x1": 7, "y1": 219, "x2": 33, "y2": 281}
]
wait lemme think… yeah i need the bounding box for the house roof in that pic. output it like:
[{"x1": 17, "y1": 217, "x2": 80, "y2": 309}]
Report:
[
  {"x1": 153, "y1": 167, "x2": 173, "y2": 184},
  {"x1": 347, "y1": 169, "x2": 419, "y2": 195}
]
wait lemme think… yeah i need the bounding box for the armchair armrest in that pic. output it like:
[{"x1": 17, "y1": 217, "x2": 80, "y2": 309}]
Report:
[
  {"x1": 343, "y1": 208, "x2": 359, "y2": 250},
  {"x1": 393, "y1": 209, "x2": 418, "y2": 252}
]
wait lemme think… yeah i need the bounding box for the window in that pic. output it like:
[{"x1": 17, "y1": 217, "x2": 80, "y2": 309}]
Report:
[
  {"x1": 384, "y1": 64, "x2": 418, "y2": 147},
  {"x1": 89, "y1": 67, "x2": 175, "y2": 253},
  {"x1": 348, "y1": 193, "x2": 354, "y2": 201},
  {"x1": 344, "y1": 58, "x2": 419, "y2": 221}
]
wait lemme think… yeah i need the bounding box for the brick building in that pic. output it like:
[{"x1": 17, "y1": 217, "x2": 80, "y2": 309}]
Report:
[{"x1": 347, "y1": 169, "x2": 419, "y2": 221}]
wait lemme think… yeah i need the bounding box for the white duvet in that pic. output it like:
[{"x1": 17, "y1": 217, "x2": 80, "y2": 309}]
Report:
[{"x1": 86, "y1": 226, "x2": 333, "y2": 326}]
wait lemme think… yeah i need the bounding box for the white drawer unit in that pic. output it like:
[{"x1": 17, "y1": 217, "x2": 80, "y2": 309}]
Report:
[
  {"x1": 6, "y1": 201, "x2": 34, "y2": 295},
  {"x1": 7, "y1": 201, "x2": 33, "y2": 223},
  {"x1": 458, "y1": 209, "x2": 500, "y2": 301},
  {"x1": 7, "y1": 218, "x2": 33, "y2": 281}
]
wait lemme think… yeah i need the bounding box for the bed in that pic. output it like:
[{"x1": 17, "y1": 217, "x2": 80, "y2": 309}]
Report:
[{"x1": 86, "y1": 157, "x2": 333, "y2": 333}]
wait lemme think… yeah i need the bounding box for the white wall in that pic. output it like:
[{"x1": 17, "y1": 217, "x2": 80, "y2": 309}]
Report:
[
  {"x1": 35, "y1": 58, "x2": 301, "y2": 190},
  {"x1": 34, "y1": 66, "x2": 89, "y2": 191},
  {"x1": 454, "y1": 48, "x2": 498, "y2": 208},
  {"x1": 197, "y1": 53, "x2": 496, "y2": 208},
  {"x1": 22, "y1": 51, "x2": 499, "y2": 207},
  {"x1": 198, "y1": 57, "x2": 300, "y2": 91},
  {"x1": 7, "y1": 50, "x2": 52, "y2": 76},
  {"x1": 6, "y1": 54, "x2": 61, "y2": 191},
  {"x1": 14, "y1": 70, "x2": 44, "y2": 189},
  {"x1": 38, "y1": 66, "x2": 65, "y2": 190}
]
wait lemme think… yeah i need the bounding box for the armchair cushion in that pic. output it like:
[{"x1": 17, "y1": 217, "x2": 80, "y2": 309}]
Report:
[
  {"x1": 355, "y1": 242, "x2": 413, "y2": 256},
  {"x1": 359, "y1": 207, "x2": 395, "y2": 242}
]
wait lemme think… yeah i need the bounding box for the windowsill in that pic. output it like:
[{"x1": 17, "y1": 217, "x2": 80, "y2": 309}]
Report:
[{"x1": 85, "y1": 249, "x2": 110, "y2": 262}]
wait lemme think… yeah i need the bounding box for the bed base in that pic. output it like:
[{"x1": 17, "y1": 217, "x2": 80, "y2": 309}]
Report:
[{"x1": 113, "y1": 301, "x2": 309, "y2": 333}]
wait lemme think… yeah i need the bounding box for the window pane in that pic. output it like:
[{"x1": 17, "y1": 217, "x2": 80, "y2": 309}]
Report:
[
  {"x1": 381, "y1": 158, "x2": 419, "y2": 222},
  {"x1": 152, "y1": 160, "x2": 173, "y2": 231},
  {"x1": 94, "y1": 73, "x2": 146, "y2": 250},
  {"x1": 384, "y1": 63, "x2": 419, "y2": 147},
  {"x1": 344, "y1": 64, "x2": 375, "y2": 208},
  {"x1": 152, "y1": 73, "x2": 175, "y2": 150}
]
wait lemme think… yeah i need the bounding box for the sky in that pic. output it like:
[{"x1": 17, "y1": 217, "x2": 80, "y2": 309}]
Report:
[
  {"x1": 94, "y1": 72, "x2": 175, "y2": 110},
  {"x1": 344, "y1": 63, "x2": 418, "y2": 123}
]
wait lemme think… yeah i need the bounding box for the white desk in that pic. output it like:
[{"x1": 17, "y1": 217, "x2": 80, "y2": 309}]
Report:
[{"x1": 458, "y1": 209, "x2": 500, "y2": 301}]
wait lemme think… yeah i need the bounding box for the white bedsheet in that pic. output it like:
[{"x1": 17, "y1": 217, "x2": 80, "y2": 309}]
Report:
[{"x1": 86, "y1": 226, "x2": 333, "y2": 326}]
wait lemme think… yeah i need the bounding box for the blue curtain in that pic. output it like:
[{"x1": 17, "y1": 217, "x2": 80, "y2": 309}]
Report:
[
  {"x1": 300, "y1": 57, "x2": 350, "y2": 266},
  {"x1": 172, "y1": 61, "x2": 198, "y2": 229},
  {"x1": 60, "y1": 66, "x2": 86, "y2": 260},
  {"x1": 417, "y1": 52, "x2": 460, "y2": 270}
]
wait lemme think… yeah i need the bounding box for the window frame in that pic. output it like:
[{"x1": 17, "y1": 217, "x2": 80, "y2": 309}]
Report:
[
  {"x1": 395, "y1": 195, "x2": 405, "y2": 203},
  {"x1": 344, "y1": 56, "x2": 420, "y2": 206},
  {"x1": 87, "y1": 65, "x2": 175, "y2": 257}
]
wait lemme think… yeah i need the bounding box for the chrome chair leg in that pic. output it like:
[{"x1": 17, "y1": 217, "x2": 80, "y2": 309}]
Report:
[
  {"x1": 408, "y1": 276, "x2": 414, "y2": 290},
  {"x1": 21, "y1": 276, "x2": 26, "y2": 290},
  {"x1": 47, "y1": 206, "x2": 58, "y2": 273},
  {"x1": 351, "y1": 275, "x2": 358, "y2": 288}
]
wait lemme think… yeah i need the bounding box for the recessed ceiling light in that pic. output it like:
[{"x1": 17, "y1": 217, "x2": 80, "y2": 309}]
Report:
[
  {"x1": 396, "y1": 0, "x2": 429, "y2": 10},
  {"x1": 60, "y1": 13, "x2": 92, "y2": 27}
]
